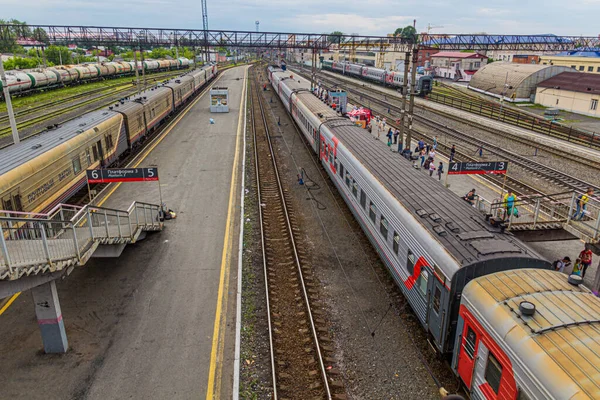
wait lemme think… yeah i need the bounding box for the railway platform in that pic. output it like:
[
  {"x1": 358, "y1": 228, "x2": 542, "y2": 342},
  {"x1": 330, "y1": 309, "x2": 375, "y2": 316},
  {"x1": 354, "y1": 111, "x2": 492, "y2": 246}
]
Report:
[{"x1": 0, "y1": 65, "x2": 248, "y2": 400}]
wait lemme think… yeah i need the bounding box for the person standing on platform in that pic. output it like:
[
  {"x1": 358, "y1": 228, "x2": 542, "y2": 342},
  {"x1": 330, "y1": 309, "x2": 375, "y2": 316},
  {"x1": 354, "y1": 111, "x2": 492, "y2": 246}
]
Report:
[
  {"x1": 433, "y1": 136, "x2": 438, "y2": 150},
  {"x1": 449, "y1": 145, "x2": 456, "y2": 162},
  {"x1": 437, "y1": 162, "x2": 444, "y2": 181},
  {"x1": 428, "y1": 148, "x2": 436, "y2": 161},
  {"x1": 393, "y1": 129, "x2": 399, "y2": 145},
  {"x1": 579, "y1": 247, "x2": 593, "y2": 278},
  {"x1": 386, "y1": 129, "x2": 393, "y2": 147},
  {"x1": 554, "y1": 256, "x2": 572, "y2": 273},
  {"x1": 572, "y1": 187, "x2": 594, "y2": 221},
  {"x1": 420, "y1": 148, "x2": 427, "y2": 167},
  {"x1": 503, "y1": 191, "x2": 519, "y2": 218},
  {"x1": 429, "y1": 161, "x2": 436, "y2": 177},
  {"x1": 376, "y1": 121, "x2": 382, "y2": 140},
  {"x1": 418, "y1": 139, "x2": 425, "y2": 151},
  {"x1": 426, "y1": 143, "x2": 431, "y2": 154}
]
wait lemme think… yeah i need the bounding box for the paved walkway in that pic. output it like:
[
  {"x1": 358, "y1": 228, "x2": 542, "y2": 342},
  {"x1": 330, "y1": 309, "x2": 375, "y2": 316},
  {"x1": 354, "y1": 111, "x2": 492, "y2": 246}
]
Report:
[{"x1": 0, "y1": 65, "x2": 247, "y2": 399}]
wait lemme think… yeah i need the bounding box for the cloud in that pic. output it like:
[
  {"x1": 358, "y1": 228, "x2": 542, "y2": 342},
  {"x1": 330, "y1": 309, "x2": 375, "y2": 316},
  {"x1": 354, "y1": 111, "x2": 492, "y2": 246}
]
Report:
[
  {"x1": 475, "y1": 8, "x2": 509, "y2": 16},
  {"x1": 281, "y1": 13, "x2": 416, "y2": 36}
]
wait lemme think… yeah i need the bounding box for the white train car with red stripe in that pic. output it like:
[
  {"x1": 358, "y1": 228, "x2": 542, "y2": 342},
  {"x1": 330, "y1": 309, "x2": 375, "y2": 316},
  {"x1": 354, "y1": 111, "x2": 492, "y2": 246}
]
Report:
[{"x1": 267, "y1": 65, "x2": 600, "y2": 398}]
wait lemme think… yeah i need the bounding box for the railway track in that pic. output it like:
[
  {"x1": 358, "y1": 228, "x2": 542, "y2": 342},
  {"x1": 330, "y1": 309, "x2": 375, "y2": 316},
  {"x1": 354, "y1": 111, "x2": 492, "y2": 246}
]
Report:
[
  {"x1": 0, "y1": 70, "x2": 189, "y2": 143},
  {"x1": 303, "y1": 70, "x2": 599, "y2": 196},
  {"x1": 250, "y1": 67, "x2": 343, "y2": 399}
]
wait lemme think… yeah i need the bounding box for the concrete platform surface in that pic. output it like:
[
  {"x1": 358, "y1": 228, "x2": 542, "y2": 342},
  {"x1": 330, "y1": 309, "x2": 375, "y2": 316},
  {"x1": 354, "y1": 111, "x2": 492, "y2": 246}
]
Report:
[{"x1": 0, "y1": 65, "x2": 247, "y2": 399}]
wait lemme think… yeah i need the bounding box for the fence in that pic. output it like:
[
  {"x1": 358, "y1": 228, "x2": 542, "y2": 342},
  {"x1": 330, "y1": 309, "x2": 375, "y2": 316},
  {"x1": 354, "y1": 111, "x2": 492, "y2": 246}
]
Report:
[{"x1": 427, "y1": 91, "x2": 600, "y2": 150}]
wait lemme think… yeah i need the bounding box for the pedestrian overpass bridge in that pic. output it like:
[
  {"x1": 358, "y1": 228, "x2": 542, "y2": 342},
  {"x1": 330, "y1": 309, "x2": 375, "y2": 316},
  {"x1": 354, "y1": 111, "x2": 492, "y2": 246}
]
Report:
[
  {"x1": 0, "y1": 201, "x2": 163, "y2": 353},
  {"x1": 474, "y1": 190, "x2": 599, "y2": 244}
]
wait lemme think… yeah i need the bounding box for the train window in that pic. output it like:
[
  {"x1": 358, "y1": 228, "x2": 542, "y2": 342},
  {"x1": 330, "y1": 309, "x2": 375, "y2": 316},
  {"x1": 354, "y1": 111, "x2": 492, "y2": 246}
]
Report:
[
  {"x1": 72, "y1": 157, "x2": 82, "y2": 174},
  {"x1": 379, "y1": 216, "x2": 388, "y2": 240},
  {"x1": 393, "y1": 232, "x2": 400, "y2": 254},
  {"x1": 105, "y1": 134, "x2": 113, "y2": 149},
  {"x1": 407, "y1": 250, "x2": 416, "y2": 275},
  {"x1": 329, "y1": 149, "x2": 334, "y2": 164},
  {"x1": 92, "y1": 146, "x2": 99, "y2": 162},
  {"x1": 334, "y1": 156, "x2": 338, "y2": 171},
  {"x1": 464, "y1": 327, "x2": 477, "y2": 359},
  {"x1": 485, "y1": 353, "x2": 503, "y2": 394},
  {"x1": 352, "y1": 181, "x2": 358, "y2": 197},
  {"x1": 433, "y1": 287, "x2": 441, "y2": 313},
  {"x1": 13, "y1": 194, "x2": 22, "y2": 212},
  {"x1": 417, "y1": 269, "x2": 428, "y2": 296},
  {"x1": 339, "y1": 163, "x2": 344, "y2": 178},
  {"x1": 2, "y1": 198, "x2": 13, "y2": 211},
  {"x1": 360, "y1": 190, "x2": 366, "y2": 209},
  {"x1": 369, "y1": 202, "x2": 377, "y2": 223},
  {"x1": 86, "y1": 149, "x2": 92, "y2": 166},
  {"x1": 345, "y1": 173, "x2": 351, "y2": 188}
]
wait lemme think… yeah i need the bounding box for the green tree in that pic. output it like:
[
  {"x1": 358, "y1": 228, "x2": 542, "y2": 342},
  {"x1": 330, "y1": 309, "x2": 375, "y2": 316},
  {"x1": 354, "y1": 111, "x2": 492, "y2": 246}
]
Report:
[
  {"x1": 32, "y1": 27, "x2": 49, "y2": 45},
  {"x1": 3, "y1": 56, "x2": 41, "y2": 70},
  {"x1": 44, "y1": 46, "x2": 72, "y2": 65},
  {"x1": 327, "y1": 31, "x2": 344, "y2": 44},
  {"x1": 0, "y1": 18, "x2": 31, "y2": 52},
  {"x1": 394, "y1": 25, "x2": 418, "y2": 43}
]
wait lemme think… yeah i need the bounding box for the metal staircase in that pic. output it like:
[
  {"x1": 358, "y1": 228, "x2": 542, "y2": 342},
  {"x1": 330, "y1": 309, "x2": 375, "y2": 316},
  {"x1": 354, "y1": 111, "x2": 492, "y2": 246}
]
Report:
[
  {"x1": 473, "y1": 191, "x2": 599, "y2": 243},
  {"x1": 0, "y1": 202, "x2": 163, "y2": 281}
]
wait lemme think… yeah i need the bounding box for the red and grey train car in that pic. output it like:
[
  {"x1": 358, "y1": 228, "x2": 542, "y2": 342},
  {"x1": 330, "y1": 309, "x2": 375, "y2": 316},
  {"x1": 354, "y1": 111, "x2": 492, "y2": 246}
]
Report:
[
  {"x1": 321, "y1": 60, "x2": 433, "y2": 96},
  {"x1": 268, "y1": 66, "x2": 598, "y2": 399}
]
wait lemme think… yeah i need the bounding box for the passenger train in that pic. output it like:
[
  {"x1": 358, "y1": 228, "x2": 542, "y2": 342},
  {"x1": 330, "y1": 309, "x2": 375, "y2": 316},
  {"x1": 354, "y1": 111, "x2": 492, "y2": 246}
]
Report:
[
  {"x1": 0, "y1": 64, "x2": 217, "y2": 215},
  {"x1": 0, "y1": 58, "x2": 192, "y2": 96},
  {"x1": 321, "y1": 60, "x2": 433, "y2": 96},
  {"x1": 267, "y1": 66, "x2": 600, "y2": 399}
]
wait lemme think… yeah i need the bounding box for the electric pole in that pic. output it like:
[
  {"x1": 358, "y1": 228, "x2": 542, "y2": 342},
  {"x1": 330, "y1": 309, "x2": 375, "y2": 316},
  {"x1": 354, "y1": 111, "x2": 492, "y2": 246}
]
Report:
[
  {"x1": 397, "y1": 51, "x2": 410, "y2": 153},
  {"x1": 0, "y1": 54, "x2": 20, "y2": 145},
  {"x1": 201, "y1": 0, "x2": 209, "y2": 63},
  {"x1": 405, "y1": 47, "x2": 419, "y2": 150}
]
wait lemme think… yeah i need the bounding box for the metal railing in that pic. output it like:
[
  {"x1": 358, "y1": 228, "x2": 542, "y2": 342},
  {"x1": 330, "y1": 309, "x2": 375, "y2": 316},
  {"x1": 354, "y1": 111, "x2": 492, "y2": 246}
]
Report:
[
  {"x1": 427, "y1": 91, "x2": 600, "y2": 150},
  {"x1": 0, "y1": 201, "x2": 162, "y2": 277},
  {"x1": 476, "y1": 191, "x2": 599, "y2": 241}
]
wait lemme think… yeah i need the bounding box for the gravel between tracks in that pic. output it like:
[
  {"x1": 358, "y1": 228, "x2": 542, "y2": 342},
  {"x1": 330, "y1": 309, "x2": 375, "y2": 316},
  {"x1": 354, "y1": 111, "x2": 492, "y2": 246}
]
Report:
[
  {"x1": 239, "y1": 68, "x2": 462, "y2": 399},
  {"x1": 414, "y1": 108, "x2": 600, "y2": 190}
]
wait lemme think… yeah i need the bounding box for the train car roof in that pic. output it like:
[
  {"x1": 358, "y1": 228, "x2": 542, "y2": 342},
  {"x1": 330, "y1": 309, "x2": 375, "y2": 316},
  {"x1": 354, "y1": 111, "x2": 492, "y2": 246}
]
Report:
[
  {"x1": 0, "y1": 109, "x2": 118, "y2": 176},
  {"x1": 463, "y1": 269, "x2": 600, "y2": 399},
  {"x1": 276, "y1": 69, "x2": 544, "y2": 275}
]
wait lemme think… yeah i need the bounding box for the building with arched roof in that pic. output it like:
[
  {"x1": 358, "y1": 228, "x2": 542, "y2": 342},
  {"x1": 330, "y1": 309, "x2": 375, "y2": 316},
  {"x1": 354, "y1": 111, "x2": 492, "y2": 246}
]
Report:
[{"x1": 468, "y1": 62, "x2": 572, "y2": 102}]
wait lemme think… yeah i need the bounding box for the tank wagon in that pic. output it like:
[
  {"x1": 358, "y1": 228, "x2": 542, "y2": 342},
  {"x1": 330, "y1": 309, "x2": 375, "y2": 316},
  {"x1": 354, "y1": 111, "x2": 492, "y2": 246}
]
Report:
[
  {"x1": 0, "y1": 64, "x2": 217, "y2": 214},
  {"x1": 321, "y1": 60, "x2": 433, "y2": 96},
  {"x1": 0, "y1": 58, "x2": 192, "y2": 97}
]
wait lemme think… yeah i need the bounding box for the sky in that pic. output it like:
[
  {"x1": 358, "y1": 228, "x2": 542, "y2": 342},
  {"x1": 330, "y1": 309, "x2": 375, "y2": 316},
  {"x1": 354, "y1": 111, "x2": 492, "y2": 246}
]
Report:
[{"x1": 3, "y1": 0, "x2": 600, "y2": 37}]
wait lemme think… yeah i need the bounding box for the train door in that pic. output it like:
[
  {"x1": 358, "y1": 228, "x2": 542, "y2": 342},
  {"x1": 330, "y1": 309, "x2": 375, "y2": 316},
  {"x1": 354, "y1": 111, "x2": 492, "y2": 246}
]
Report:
[
  {"x1": 426, "y1": 277, "x2": 447, "y2": 346},
  {"x1": 96, "y1": 140, "x2": 104, "y2": 166},
  {"x1": 456, "y1": 321, "x2": 480, "y2": 389}
]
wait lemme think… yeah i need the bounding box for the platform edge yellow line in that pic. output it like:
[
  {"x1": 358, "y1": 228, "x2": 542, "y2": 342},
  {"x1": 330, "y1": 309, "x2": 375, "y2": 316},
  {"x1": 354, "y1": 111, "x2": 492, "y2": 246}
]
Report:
[{"x1": 206, "y1": 66, "x2": 248, "y2": 399}]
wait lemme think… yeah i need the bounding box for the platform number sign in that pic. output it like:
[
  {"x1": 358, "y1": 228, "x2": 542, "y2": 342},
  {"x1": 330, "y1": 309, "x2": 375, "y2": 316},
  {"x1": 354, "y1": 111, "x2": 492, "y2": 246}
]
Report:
[
  {"x1": 448, "y1": 161, "x2": 508, "y2": 175},
  {"x1": 86, "y1": 168, "x2": 159, "y2": 183}
]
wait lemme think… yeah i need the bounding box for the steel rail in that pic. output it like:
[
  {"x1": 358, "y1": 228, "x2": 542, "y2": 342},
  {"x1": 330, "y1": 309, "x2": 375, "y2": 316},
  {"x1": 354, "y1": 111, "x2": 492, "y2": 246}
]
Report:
[
  {"x1": 252, "y1": 69, "x2": 332, "y2": 399},
  {"x1": 249, "y1": 71, "x2": 278, "y2": 399}
]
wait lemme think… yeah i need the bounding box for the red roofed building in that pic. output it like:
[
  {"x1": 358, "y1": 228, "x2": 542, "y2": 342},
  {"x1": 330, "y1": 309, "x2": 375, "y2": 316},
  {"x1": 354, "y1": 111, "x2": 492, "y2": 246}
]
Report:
[
  {"x1": 16, "y1": 38, "x2": 45, "y2": 50},
  {"x1": 431, "y1": 52, "x2": 488, "y2": 82}
]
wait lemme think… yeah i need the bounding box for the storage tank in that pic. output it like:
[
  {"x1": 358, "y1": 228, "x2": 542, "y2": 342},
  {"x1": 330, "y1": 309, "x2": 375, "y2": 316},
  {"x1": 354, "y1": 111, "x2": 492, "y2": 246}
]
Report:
[
  {"x1": 2, "y1": 71, "x2": 32, "y2": 93},
  {"x1": 26, "y1": 69, "x2": 58, "y2": 88},
  {"x1": 48, "y1": 67, "x2": 73, "y2": 84},
  {"x1": 144, "y1": 60, "x2": 160, "y2": 71},
  {"x1": 157, "y1": 60, "x2": 170, "y2": 70}
]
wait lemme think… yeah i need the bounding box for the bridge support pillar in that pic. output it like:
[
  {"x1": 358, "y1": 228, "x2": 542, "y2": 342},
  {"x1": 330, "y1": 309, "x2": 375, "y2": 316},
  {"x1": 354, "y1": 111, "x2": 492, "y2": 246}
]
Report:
[{"x1": 32, "y1": 280, "x2": 68, "y2": 354}]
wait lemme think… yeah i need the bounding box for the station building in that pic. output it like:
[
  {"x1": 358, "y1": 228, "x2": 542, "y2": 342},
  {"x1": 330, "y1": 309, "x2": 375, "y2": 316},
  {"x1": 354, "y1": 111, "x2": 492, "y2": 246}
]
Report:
[
  {"x1": 535, "y1": 71, "x2": 600, "y2": 117},
  {"x1": 430, "y1": 52, "x2": 487, "y2": 82},
  {"x1": 539, "y1": 50, "x2": 600, "y2": 74},
  {"x1": 468, "y1": 62, "x2": 572, "y2": 102}
]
